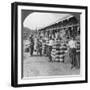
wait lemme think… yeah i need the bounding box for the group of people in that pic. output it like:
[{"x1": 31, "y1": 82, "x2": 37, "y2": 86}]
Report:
[
  {"x1": 27, "y1": 35, "x2": 42, "y2": 56},
  {"x1": 25, "y1": 32, "x2": 80, "y2": 69}
]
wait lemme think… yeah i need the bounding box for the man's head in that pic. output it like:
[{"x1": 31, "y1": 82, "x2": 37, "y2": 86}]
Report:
[
  {"x1": 49, "y1": 36, "x2": 52, "y2": 40},
  {"x1": 70, "y1": 37, "x2": 75, "y2": 40}
]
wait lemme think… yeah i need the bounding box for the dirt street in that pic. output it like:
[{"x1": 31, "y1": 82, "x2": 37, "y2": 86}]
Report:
[{"x1": 23, "y1": 52, "x2": 80, "y2": 78}]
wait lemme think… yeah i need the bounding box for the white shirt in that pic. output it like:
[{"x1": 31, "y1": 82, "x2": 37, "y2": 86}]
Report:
[
  {"x1": 48, "y1": 40, "x2": 54, "y2": 46},
  {"x1": 68, "y1": 40, "x2": 76, "y2": 48}
]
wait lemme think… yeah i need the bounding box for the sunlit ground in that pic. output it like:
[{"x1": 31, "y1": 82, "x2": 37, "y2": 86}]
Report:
[{"x1": 23, "y1": 52, "x2": 80, "y2": 78}]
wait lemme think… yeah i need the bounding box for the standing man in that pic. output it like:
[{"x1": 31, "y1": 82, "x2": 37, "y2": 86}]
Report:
[
  {"x1": 36, "y1": 39, "x2": 42, "y2": 56},
  {"x1": 76, "y1": 35, "x2": 80, "y2": 69},
  {"x1": 29, "y1": 35, "x2": 34, "y2": 56},
  {"x1": 48, "y1": 37, "x2": 54, "y2": 62},
  {"x1": 68, "y1": 37, "x2": 77, "y2": 69}
]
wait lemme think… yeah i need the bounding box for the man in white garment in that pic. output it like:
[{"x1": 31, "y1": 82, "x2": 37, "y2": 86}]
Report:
[{"x1": 68, "y1": 37, "x2": 76, "y2": 69}]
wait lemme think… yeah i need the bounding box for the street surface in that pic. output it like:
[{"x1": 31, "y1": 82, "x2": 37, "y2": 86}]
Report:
[{"x1": 23, "y1": 52, "x2": 80, "y2": 78}]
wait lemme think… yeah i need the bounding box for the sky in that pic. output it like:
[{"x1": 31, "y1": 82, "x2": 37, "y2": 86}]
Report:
[{"x1": 23, "y1": 12, "x2": 73, "y2": 30}]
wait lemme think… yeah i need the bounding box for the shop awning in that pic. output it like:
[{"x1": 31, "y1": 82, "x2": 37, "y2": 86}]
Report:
[{"x1": 23, "y1": 12, "x2": 73, "y2": 30}]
